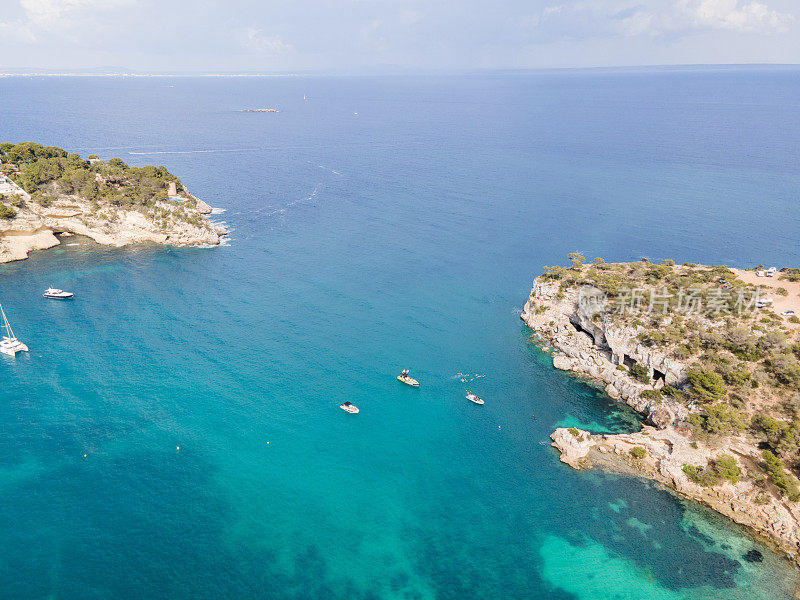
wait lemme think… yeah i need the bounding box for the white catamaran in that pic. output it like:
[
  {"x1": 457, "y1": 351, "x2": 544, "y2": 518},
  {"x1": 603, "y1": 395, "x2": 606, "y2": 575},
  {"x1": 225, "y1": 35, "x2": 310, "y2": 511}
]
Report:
[{"x1": 0, "y1": 303, "x2": 28, "y2": 356}]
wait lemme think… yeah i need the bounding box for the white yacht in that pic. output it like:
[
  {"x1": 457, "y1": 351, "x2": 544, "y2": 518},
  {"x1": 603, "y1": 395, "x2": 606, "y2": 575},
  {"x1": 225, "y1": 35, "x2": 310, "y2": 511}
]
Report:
[
  {"x1": 340, "y1": 401, "x2": 359, "y2": 414},
  {"x1": 0, "y1": 304, "x2": 28, "y2": 356},
  {"x1": 466, "y1": 393, "x2": 484, "y2": 405},
  {"x1": 43, "y1": 288, "x2": 74, "y2": 299}
]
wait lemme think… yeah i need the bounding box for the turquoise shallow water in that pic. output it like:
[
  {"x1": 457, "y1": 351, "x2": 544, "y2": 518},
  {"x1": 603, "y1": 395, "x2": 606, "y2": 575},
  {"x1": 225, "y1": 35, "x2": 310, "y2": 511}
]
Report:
[{"x1": 1, "y1": 70, "x2": 800, "y2": 598}]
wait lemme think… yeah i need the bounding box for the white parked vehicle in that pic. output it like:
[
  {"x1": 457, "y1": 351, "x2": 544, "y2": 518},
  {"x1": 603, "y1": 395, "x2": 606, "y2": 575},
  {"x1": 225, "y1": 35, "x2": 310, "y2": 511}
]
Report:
[
  {"x1": 756, "y1": 297, "x2": 775, "y2": 309},
  {"x1": 766, "y1": 267, "x2": 777, "y2": 277}
]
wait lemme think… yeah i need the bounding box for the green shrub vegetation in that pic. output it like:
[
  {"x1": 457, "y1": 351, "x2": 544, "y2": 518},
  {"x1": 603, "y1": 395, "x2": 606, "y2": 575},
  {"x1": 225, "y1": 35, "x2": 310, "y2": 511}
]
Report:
[
  {"x1": 761, "y1": 450, "x2": 800, "y2": 501},
  {"x1": 688, "y1": 404, "x2": 746, "y2": 436},
  {"x1": 682, "y1": 455, "x2": 740, "y2": 486},
  {"x1": 0, "y1": 203, "x2": 16, "y2": 219},
  {"x1": 683, "y1": 464, "x2": 720, "y2": 486},
  {"x1": 0, "y1": 141, "x2": 209, "y2": 229},
  {"x1": 714, "y1": 455, "x2": 741, "y2": 484},
  {"x1": 687, "y1": 370, "x2": 727, "y2": 404},
  {"x1": 630, "y1": 446, "x2": 647, "y2": 459},
  {"x1": 751, "y1": 414, "x2": 800, "y2": 456},
  {"x1": 765, "y1": 354, "x2": 800, "y2": 387},
  {"x1": 629, "y1": 363, "x2": 650, "y2": 384}
]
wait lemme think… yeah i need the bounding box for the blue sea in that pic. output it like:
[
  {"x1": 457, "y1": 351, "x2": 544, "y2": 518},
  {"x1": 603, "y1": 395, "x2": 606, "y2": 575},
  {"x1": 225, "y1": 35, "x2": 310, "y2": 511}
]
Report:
[{"x1": 1, "y1": 68, "x2": 799, "y2": 599}]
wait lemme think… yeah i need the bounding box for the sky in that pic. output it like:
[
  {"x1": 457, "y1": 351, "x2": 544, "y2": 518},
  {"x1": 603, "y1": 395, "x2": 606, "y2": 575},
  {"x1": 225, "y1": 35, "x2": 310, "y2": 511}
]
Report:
[{"x1": 0, "y1": 0, "x2": 799, "y2": 72}]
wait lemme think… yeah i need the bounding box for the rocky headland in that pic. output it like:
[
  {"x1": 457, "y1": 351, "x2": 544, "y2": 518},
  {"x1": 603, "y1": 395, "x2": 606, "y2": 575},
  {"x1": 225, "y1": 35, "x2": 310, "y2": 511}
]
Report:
[
  {"x1": 522, "y1": 256, "x2": 800, "y2": 566},
  {"x1": 0, "y1": 142, "x2": 227, "y2": 263}
]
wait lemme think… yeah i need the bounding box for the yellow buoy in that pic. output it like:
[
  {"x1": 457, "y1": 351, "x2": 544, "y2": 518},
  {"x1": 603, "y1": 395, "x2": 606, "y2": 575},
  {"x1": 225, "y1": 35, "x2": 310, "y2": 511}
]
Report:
[
  {"x1": 176, "y1": 446, "x2": 180, "y2": 451},
  {"x1": 83, "y1": 454, "x2": 87, "y2": 458}
]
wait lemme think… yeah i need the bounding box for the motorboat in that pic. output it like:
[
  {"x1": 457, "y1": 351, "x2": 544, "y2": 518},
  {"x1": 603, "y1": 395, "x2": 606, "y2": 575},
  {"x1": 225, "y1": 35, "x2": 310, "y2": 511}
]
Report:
[
  {"x1": 340, "y1": 401, "x2": 359, "y2": 414},
  {"x1": 397, "y1": 370, "x2": 419, "y2": 387},
  {"x1": 0, "y1": 303, "x2": 28, "y2": 356},
  {"x1": 466, "y1": 393, "x2": 484, "y2": 405},
  {"x1": 43, "y1": 288, "x2": 74, "y2": 299}
]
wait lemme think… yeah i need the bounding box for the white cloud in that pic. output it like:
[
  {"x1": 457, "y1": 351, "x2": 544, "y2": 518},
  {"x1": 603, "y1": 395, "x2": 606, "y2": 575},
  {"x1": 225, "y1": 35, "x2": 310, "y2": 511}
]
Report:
[
  {"x1": 531, "y1": 0, "x2": 795, "y2": 39},
  {"x1": 21, "y1": 0, "x2": 132, "y2": 25},
  {"x1": 678, "y1": 0, "x2": 794, "y2": 33},
  {"x1": 240, "y1": 29, "x2": 293, "y2": 55},
  {"x1": 0, "y1": 19, "x2": 36, "y2": 43},
  {"x1": 0, "y1": 0, "x2": 135, "y2": 41},
  {"x1": 543, "y1": 5, "x2": 565, "y2": 17}
]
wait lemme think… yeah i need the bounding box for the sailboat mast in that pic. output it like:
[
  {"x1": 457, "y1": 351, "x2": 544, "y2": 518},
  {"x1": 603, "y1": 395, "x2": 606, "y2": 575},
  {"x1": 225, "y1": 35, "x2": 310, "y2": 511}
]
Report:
[{"x1": 0, "y1": 303, "x2": 14, "y2": 340}]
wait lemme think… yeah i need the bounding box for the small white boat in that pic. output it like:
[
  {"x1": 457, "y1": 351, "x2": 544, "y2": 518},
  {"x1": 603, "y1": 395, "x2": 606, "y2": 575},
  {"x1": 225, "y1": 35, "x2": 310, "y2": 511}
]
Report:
[
  {"x1": 397, "y1": 370, "x2": 419, "y2": 387},
  {"x1": 340, "y1": 401, "x2": 359, "y2": 414},
  {"x1": 0, "y1": 303, "x2": 28, "y2": 357},
  {"x1": 466, "y1": 393, "x2": 484, "y2": 405},
  {"x1": 43, "y1": 288, "x2": 74, "y2": 299}
]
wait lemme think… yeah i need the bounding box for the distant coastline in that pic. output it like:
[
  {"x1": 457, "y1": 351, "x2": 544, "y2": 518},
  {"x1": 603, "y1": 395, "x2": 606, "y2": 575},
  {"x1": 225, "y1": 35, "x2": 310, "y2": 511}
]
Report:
[{"x1": 2, "y1": 63, "x2": 799, "y2": 79}]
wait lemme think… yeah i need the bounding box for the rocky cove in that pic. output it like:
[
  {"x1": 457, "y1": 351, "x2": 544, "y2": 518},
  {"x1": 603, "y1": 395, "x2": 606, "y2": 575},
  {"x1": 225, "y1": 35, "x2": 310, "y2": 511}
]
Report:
[{"x1": 522, "y1": 272, "x2": 800, "y2": 570}]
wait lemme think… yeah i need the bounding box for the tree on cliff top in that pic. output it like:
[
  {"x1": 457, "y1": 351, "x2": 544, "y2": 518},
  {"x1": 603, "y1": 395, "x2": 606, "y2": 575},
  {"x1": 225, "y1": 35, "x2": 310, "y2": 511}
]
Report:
[
  {"x1": 567, "y1": 252, "x2": 585, "y2": 270},
  {"x1": 687, "y1": 370, "x2": 727, "y2": 404}
]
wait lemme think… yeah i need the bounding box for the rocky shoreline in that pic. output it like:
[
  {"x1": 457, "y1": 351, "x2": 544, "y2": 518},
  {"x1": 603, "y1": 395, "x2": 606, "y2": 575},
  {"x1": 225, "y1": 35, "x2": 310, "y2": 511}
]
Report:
[
  {"x1": 521, "y1": 276, "x2": 800, "y2": 568},
  {"x1": 0, "y1": 174, "x2": 227, "y2": 264}
]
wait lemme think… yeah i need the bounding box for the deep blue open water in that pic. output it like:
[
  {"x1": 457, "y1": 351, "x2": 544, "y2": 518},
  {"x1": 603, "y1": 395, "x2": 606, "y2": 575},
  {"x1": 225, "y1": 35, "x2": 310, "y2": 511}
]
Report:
[{"x1": 1, "y1": 69, "x2": 799, "y2": 598}]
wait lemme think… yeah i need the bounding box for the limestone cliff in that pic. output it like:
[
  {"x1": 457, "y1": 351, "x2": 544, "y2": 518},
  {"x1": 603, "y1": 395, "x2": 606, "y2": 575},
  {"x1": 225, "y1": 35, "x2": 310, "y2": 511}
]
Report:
[
  {"x1": 521, "y1": 281, "x2": 688, "y2": 428},
  {"x1": 0, "y1": 175, "x2": 226, "y2": 263}
]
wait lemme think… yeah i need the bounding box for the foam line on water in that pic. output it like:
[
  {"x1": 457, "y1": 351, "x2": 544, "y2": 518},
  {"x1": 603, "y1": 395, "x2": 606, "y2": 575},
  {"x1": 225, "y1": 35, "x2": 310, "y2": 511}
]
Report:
[
  {"x1": 128, "y1": 148, "x2": 257, "y2": 155},
  {"x1": 262, "y1": 184, "x2": 322, "y2": 217},
  {"x1": 126, "y1": 145, "x2": 318, "y2": 156}
]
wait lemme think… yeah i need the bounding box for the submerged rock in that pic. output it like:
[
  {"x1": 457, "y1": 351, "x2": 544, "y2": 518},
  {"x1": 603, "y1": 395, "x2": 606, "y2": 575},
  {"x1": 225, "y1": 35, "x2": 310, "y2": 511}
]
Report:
[{"x1": 743, "y1": 549, "x2": 764, "y2": 563}]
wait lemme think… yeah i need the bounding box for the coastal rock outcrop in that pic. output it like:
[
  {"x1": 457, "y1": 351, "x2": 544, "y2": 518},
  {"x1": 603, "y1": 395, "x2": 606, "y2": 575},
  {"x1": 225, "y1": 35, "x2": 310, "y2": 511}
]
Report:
[
  {"x1": 550, "y1": 428, "x2": 595, "y2": 468},
  {"x1": 527, "y1": 266, "x2": 800, "y2": 568},
  {"x1": 0, "y1": 175, "x2": 226, "y2": 263},
  {"x1": 550, "y1": 425, "x2": 800, "y2": 566},
  {"x1": 195, "y1": 198, "x2": 213, "y2": 214},
  {"x1": 521, "y1": 282, "x2": 688, "y2": 429}
]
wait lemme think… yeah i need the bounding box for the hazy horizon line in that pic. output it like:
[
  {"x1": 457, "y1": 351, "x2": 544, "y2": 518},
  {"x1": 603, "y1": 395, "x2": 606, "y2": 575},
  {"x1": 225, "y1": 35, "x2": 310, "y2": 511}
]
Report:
[{"x1": 1, "y1": 63, "x2": 799, "y2": 78}]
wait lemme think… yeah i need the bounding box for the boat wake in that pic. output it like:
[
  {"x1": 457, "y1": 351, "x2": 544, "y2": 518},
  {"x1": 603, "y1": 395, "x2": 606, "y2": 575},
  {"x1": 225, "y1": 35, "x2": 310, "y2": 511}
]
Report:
[
  {"x1": 262, "y1": 184, "x2": 322, "y2": 217},
  {"x1": 318, "y1": 165, "x2": 341, "y2": 175},
  {"x1": 128, "y1": 148, "x2": 258, "y2": 155}
]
